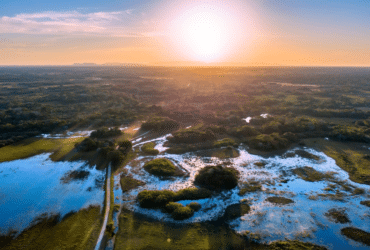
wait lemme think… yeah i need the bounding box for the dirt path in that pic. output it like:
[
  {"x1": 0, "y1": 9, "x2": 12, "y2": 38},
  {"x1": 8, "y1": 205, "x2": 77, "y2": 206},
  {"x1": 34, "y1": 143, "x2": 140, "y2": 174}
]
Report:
[{"x1": 95, "y1": 165, "x2": 111, "y2": 250}]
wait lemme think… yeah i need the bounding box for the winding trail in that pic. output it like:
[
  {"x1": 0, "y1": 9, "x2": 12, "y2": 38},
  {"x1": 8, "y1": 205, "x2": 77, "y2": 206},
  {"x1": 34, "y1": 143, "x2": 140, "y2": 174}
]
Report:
[{"x1": 95, "y1": 165, "x2": 111, "y2": 250}]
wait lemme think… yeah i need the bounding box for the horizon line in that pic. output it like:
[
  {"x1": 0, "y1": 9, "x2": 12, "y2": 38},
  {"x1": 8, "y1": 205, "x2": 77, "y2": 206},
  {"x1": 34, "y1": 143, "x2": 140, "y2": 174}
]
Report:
[{"x1": 1, "y1": 64, "x2": 370, "y2": 68}]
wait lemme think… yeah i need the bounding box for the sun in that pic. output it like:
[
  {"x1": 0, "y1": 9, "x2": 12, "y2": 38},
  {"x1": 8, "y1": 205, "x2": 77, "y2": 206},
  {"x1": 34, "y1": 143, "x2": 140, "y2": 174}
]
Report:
[{"x1": 168, "y1": 3, "x2": 243, "y2": 63}]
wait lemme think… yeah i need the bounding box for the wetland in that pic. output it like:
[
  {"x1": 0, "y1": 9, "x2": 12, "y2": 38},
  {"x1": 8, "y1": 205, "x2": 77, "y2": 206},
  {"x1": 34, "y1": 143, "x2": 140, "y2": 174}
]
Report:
[{"x1": 1, "y1": 66, "x2": 370, "y2": 249}]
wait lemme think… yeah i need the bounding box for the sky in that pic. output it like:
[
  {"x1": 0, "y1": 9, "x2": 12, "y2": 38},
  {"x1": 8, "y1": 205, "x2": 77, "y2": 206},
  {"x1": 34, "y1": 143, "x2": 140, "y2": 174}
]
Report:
[{"x1": 1, "y1": 0, "x2": 370, "y2": 66}]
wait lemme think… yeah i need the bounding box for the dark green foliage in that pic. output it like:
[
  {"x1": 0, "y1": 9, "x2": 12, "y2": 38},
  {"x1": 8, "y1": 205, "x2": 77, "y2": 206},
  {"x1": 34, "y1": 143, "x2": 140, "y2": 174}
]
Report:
[
  {"x1": 204, "y1": 125, "x2": 227, "y2": 134},
  {"x1": 108, "y1": 150, "x2": 125, "y2": 166},
  {"x1": 98, "y1": 146, "x2": 114, "y2": 157},
  {"x1": 143, "y1": 158, "x2": 176, "y2": 176},
  {"x1": 171, "y1": 206, "x2": 194, "y2": 220},
  {"x1": 137, "y1": 188, "x2": 211, "y2": 209},
  {"x1": 341, "y1": 227, "x2": 370, "y2": 246},
  {"x1": 213, "y1": 138, "x2": 237, "y2": 148},
  {"x1": 137, "y1": 190, "x2": 176, "y2": 208},
  {"x1": 119, "y1": 140, "x2": 132, "y2": 154},
  {"x1": 141, "y1": 142, "x2": 159, "y2": 155},
  {"x1": 248, "y1": 133, "x2": 289, "y2": 151},
  {"x1": 168, "y1": 129, "x2": 216, "y2": 144},
  {"x1": 164, "y1": 202, "x2": 184, "y2": 213},
  {"x1": 141, "y1": 117, "x2": 180, "y2": 132},
  {"x1": 228, "y1": 125, "x2": 260, "y2": 138},
  {"x1": 331, "y1": 125, "x2": 370, "y2": 143},
  {"x1": 222, "y1": 202, "x2": 251, "y2": 221},
  {"x1": 120, "y1": 175, "x2": 144, "y2": 193},
  {"x1": 174, "y1": 188, "x2": 212, "y2": 201},
  {"x1": 195, "y1": 165, "x2": 239, "y2": 190},
  {"x1": 90, "y1": 127, "x2": 122, "y2": 138},
  {"x1": 187, "y1": 202, "x2": 201, "y2": 211},
  {"x1": 76, "y1": 138, "x2": 98, "y2": 152}
]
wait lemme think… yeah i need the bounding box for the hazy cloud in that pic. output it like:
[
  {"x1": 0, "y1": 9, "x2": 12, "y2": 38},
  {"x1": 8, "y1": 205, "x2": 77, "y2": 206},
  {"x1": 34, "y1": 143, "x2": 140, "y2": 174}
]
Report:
[{"x1": 0, "y1": 10, "x2": 151, "y2": 37}]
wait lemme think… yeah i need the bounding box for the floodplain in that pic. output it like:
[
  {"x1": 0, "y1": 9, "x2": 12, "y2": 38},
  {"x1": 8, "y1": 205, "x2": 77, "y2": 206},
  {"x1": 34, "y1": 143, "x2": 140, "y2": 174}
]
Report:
[{"x1": 0, "y1": 66, "x2": 370, "y2": 250}]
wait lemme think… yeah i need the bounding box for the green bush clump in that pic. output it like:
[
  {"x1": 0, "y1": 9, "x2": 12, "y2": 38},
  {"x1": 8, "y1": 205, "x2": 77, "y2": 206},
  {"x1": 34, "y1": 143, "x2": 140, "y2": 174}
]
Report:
[
  {"x1": 108, "y1": 150, "x2": 125, "y2": 166},
  {"x1": 248, "y1": 133, "x2": 289, "y2": 151},
  {"x1": 164, "y1": 202, "x2": 184, "y2": 213},
  {"x1": 187, "y1": 202, "x2": 201, "y2": 211},
  {"x1": 137, "y1": 190, "x2": 204, "y2": 220},
  {"x1": 137, "y1": 190, "x2": 176, "y2": 208},
  {"x1": 227, "y1": 125, "x2": 260, "y2": 138},
  {"x1": 174, "y1": 188, "x2": 212, "y2": 201},
  {"x1": 119, "y1": 140, "x2": 132, "y2": 154},
  {"x1": 330, "y1": 125, "x2": 370, "y2": 143},
  {"x1": 195, "y1": 165, "x2": 239, "y2": 190},
  {"x1": 141, "y1": 117, "x2": 180, "y2": 132},
  {"x1": 141, "y1": 142, "x2": 159, "y2": 155},
  {"x1": 213, "y1": 138, "x2": 237, "y2": 148},
  {"x1": 90, "y1": 127, "x2": 122, "y2": 138},
  {"x1": 168, "y1": 129, "x2": 216, "y2": 144},
  {"x1": 171, "y1": 206, "x2": 194, "y2": 220},
  {"x1": 137, "y1": 188, "x2": 212, "y2": 209},
  {"x1": 76, "y1": 137, "x2": 98, "y2": 152},
  {"x1": 143, "y1": 158, "x2": 176, "y2": 176}
]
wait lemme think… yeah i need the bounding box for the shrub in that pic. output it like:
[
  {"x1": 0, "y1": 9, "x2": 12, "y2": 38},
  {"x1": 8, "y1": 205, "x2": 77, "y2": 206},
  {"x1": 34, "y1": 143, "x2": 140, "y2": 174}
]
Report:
[
  {"x1": 99, "y1": 146, "x2": 114, "y2": 157},
  {"x1": 141, "y1": 117, "x2": 180, "y2": 132},
  {"x1": 223, "y1": 202, "x2": 250, "y2": 221},
  {"x1": 164, "y1": 202, "x2": 184, "y2": 213},
  {"x1": 108, "y1": 150, "x2": 124, "y2": 166},
  {"x1": 168, "y1": 129, "x2": 216, "y2": 144},
  {"x1": 76, "y1": 138, "x2": 97, "y2": 152},
  {"x1": 248, "y1": 133, "x2": 289, "y2": 151},
  {"x1": 137, "y1": 190, "x2": 175, "y2": 208},
  {"x1": 187, "y1": 202, "x2": 201, "y2": 211},
  {"x1": 213, "y1": 138, "x2": 237, "y2": 148},
  {"x1": 174, "y1": 188, "x2": 212, "y2": 201},
  {"x1": 141, "y1": 142, "x2": 159, "y2": 155},
  {"x1": 171, "y1": 206, "x2": 194, "y2": 220},
  {"x1": 330, "y1": 125, "x2": 370, "y2": 143},
  {"x1": 143, "y1": 158, "x2": 176, "y2": 177},
  {"x1": 120, "y1": 175, "x2": 144, "y2": 193},
  {"x1": 119, "y1": 140, "x2": 132, "y2": 154},
  {"x1": 227, "y1": 125, "x2": 260, "y2": 138},
  {"x1": 194, "y1": 165, "x2": 239, "y2": 190},
  {"x1": 90, "y1": 127, "x2": 122, "y2": 138}
]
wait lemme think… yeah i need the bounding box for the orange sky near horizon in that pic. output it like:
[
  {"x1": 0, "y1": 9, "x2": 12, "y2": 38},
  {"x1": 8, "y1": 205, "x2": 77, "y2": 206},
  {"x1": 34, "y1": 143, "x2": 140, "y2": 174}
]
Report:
[{"x1": 1, "y1": 0, "x2": 370, "y2": 66}]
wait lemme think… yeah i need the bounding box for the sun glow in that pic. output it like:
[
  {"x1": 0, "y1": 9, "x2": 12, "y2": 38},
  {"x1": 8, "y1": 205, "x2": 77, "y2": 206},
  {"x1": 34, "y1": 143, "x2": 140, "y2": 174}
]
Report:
[{"x1": 167, "y1": 2, "x2": 247, "y2": 63}]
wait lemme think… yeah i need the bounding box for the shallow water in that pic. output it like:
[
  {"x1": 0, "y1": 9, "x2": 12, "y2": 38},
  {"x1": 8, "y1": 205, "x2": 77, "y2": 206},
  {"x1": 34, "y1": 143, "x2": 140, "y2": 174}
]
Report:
[
  {"x1": 118, "y1": 141, "x2": 370, "y2": 249},
  {"x1": 0, "y1": 154, "x2": 105, "y2": 235}
]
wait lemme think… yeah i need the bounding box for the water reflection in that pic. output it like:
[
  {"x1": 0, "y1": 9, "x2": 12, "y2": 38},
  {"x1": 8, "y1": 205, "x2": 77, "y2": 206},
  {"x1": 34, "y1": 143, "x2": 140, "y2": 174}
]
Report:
[{"x1": 0, "y1": 154, "x2": 105, "y2": 235}]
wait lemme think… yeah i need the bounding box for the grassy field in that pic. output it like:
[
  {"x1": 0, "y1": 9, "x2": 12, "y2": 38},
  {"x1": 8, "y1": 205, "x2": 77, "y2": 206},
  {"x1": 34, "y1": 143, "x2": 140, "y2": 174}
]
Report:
[
  {"x1": 2, "y1": 206, "x2": 102, "y2": 250},
  {"x1": 304, "y1": 138, "x2": 370, "y2": 185},
  {"x1": 0, "y1": 137, "x2": 85, "y2": 163},
  {"x1": 114, "y1": 208, "x2": 248, "y2": 250},
  {"x1": 114, "y1": 208, "x2": 328, "y2": 250}
]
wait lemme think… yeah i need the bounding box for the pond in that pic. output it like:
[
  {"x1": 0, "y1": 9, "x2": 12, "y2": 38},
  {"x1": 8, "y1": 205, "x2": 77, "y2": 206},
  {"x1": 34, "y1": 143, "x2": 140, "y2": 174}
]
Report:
[{"x1": 0, "y1": 153, "x2": 105, "y2": 235}]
